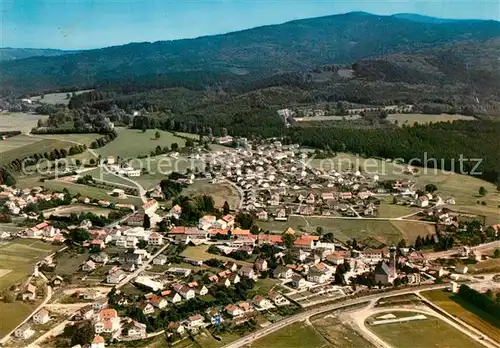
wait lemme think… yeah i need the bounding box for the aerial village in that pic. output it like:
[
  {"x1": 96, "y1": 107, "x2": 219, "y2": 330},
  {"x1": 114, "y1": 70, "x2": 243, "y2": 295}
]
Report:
[{"x1": 0, "y1": 138, "x2": 499, "y2": 348}]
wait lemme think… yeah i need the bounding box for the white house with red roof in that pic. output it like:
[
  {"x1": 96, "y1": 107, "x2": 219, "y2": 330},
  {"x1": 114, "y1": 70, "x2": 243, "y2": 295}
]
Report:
[
  {"x1": 148, "y1": 232, "x2": 163, "y2": 245},
  {"x1": 140, "y1": 199, "x2": 158, "y2": 215}
]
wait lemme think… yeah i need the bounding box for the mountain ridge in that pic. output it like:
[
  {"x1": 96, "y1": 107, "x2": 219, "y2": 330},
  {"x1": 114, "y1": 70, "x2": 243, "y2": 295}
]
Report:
[{"x1": 1, "y1": 11, "x2": 499, "y2": 95}]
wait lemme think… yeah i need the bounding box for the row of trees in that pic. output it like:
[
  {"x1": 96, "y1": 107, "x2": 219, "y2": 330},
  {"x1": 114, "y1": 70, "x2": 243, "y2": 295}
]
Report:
[
  {"x1": 458, "y1": 285, "x2": 500, "y2": 320},
  {"x1": 89, "y1": 130, "x2": 118, "y2": 149}
]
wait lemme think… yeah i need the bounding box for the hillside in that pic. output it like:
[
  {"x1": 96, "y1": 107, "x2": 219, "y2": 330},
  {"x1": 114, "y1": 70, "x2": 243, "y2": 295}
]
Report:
[
  {"x1": 1, "y1": 12, "x2": 499, "y2": 95},
  {"x1": 0, "y1": 48, "x2": 78, "y2": 61}
]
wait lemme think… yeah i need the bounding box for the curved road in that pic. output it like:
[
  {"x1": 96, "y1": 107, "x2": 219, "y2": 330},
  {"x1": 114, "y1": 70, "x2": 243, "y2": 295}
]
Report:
[{"x1": 222, "y1": 284, "x2": 448, "y2": 348}]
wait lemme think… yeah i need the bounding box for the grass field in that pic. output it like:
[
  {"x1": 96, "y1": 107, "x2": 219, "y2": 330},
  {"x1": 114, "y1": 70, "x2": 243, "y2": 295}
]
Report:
[
  {"x1": 32, "y1": 133, "x2": 102, "y2": 147},
  {"x1": 469, "y1": 259, "x2": 500, "y2": 273},
  {"x1": 0, "y1": 138, "x2": 72, "y2": 167},
  {"x1": 0, "y1": 239, "x2": 60, "y2": 337},
  {"x1": 253, "y1": 278, "x2": 282, "y2": 296},
  {"x1": 0, "y1": 134, "x2": 40, "y2": 153},
  {"x1": 256, "y1": 216, "x2": 403, "y2": 245},
  {"x1": 45, "y1": 204, "x2": 113, "y2": 217},
  {"x1": 0, "y1": 112, "x2": 46, "y2": 133},
  {"x1": 0, "y1": 239, "x2": 60, "y2": 292},
  {"x1": 94, "y1": 128, "x2": 187, "y2": 158},
  {"x1": 312, "y1": 315, "x2": 374, "y2": 348},
  {"x1": 367, "y1": 311, "x2": 484, "y2": 348},
  {"x1": 85, "y1": 167, "x2": 139, "y2": 188},
  {"x1": 31, "y1": 90, "x2": 93, "y2": 105},
  {"x1": 377, "y1": 198, "x2": 421, "y2": 218},
  {"x1": 387, "y1": 113, "x2": 476, "y2": 125},
  {"x1": 247, "y1": 322, "x2": 331, "y2": 348},
  {"x1": 181, "y1": 180, "x2": 240, "y2": 209},
  {"x1": 180, "y1": 246, "x2": 252, "y2": 267},
  {"x1": 390, "y1": 221, "x2": 436, "y2": 243},
  {"x1": 295, "y1": 115, "x2": 362, "y2": 122},
  {"x1": 423, "y1": 289, "x2": 500, "y2": 342}
]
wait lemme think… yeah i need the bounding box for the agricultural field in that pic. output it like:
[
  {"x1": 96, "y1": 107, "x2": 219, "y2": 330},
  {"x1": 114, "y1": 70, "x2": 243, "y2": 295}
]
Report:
[
  {"x1": 181, "y1": 180, "x2": 241, "y2": 209},
  {"x1": 0, "y1": 138, "x2": 72, "y2": 167},
  {"x1": 468, "y1": 259, "x2": 500, "y2": 273},
  {"x1": 376, "y1": 198, "x2": 421, "y2": 218},
  {"x1": 0, "y1": 112, "x2": 46, "y2": 133},
  {"x1": 0, "y1": 239, "x2": 61, "y2": 336},
  {"x1": 94, "y1": 128, "x2": 186, "y2": 158},
  {"x1": 248, "y1": 322, "x2": 331, "y2": 348},
  {"x1": 31, "y1": 90, "x2": 93, "y2": 105},
  {"x1": 44, "y1": 204, "x2": 113, "y2": 217},
  {"x1": 32, "y1": 133, "x2": 102, "y2": 147},
  {"x1": 0, "y1": 134, "x2": 39, "y2": 153},
  {"x1": 85, "y1": 167, "x2": 140, "y2": 188},
  {"x1": 422, "y1": 289, "x2": 500, "y2": 342},
  {"x1": 387, "y1": 113, "x2": 476, "y2": 125},
  {"x1": 390, "y1": 221, "x2": 436, "y2": 243},
  {"x1": 312, "y1": 315, "x2": 374, "y2": 348},
  {"x1": 0, "y1": 239, "x2": 60, "y2": 292},
  {"x1": 256, "y1": 216, "x2": 403, "y2": 245},
  {"x1": 366, "y1": 311, "x2": 484, "y2": 348},
  {"x1": 180, "y1": 246, "x2": 252, "y2": 267}
]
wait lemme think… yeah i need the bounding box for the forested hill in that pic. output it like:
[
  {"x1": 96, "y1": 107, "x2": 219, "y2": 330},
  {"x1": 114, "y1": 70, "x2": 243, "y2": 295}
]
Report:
[
  {"x1": 1, "y1": 11, "x2": 500, "y2": 94},
  {"x1": 0, "y1": 48, "x2": 78, "y2": 61}
]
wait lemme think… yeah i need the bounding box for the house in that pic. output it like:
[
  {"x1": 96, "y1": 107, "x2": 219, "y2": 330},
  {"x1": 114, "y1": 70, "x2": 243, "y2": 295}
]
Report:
[
  {"x1": 140, "y1": 199, "x2": 158, "y2": 215},
  {"x1": 374, "y1": 262, "x2": 397, "y2": 285},
  {"x1": 273, "y1": 265, "x2": 293, "y2": 279},
  {"x1": 268, "y1": 291, "x2": 290, "y2": 306},
  {"x1": 275, "y1": 208, "x2": 288, "y2": 221},
  {"x1": 307, "y1": 263, "x2": 330, "y2": 284},
  {"x1": 106, "y1": 269, "x2": 126, "y2": 284},
  {"x1": 187, "y1": 314, "x2": 205, "y2": 329},
  {"x1": 167, "y1": 322, "x2": 185, "y2": 336},
  {"x1": 51, "y1": 275, "x2": 64, "y2": 287},
  {"x1": 167, "y1": 267, "x2": 192, "y2": 277},
  {"x1": 290, "y1": 274, "x2": 306, "y2": 289},
  {"x1": 224, "y1": 261, "x2": 238, "y2": 272},
  {"x1": 177, "y1": 285, "x2": 196, "y2": 300},
  {"x1": 95, "y1": 308, "x2": 120, "y2": 333},
  {"x1": 225, "y1": 304, "x2": 243, "y2": 317},
  {"x1": 206, "y1": 309, "x2": 224, "y2": 325},
  {"x1": 199, "y1": 215, "x2": 217, "y2": 230},
  {"x1": 326, "y1": 251, "x2": 346, "y2": 265},
  {"x1": 92, "y1": 298, "x2": 108, "y2": 311},
  {"x1": 91, "y1": 335, "x2": 105, "y2": 348},
  {"x1": 125, "y1": 252, "x2": 142, "y2": 265},
  {"x1": 150, "y1": 294, "x2": 168, "y2": 309},
  {"x1": 238, "y1": 267, "x2": 255, "y2": 279},
  {"x1": 254, "y1": 259, "x2": 268, "y2": 271},
  {"x1": 228, "y1": 273, "x2": 240, "y2": 284},
  {"x1": 138, "y1": 301, "x2": 155, "y2": 315},
  {"x1": 305, "y1": 193, "x2": 315, "y2": 204},
  {"x1": 153, "y1": 254, "x2": 167, "y2": 265},
  {"x1": 22, "y1": 284, "x2": 37, "y2": 301},
  {"x1": 168, "y1": 292, "x2": 183, "y2": 304},
  {"x1": 417, "y1": 196, "x2": 429, "y2": 208},
  {"x1": 455, "y1": 264, "x2": 468, "y2": 274},
  {"x1": 123, "y1": 319, "x2": 147, "y2": 337},
  {"x1": 256, "y1": 211, "x2": 268, "y2": 221},
  {"x1": 15, "y1": 323, "x2": 34, "y2": 339},
  {"x1": 148, "y1": 232, "x2": 163, "y2": 245},
  {"x1": 195, "y1": 285, "x2": 209, "y2": 296},
  {"x1": 91, "y1": 253, "x2": 109, "y2": 264},
  {"x1": 321, "y1": 192, "x2": 335, "y2": 201},
  {"x1": 33, "y1": 309, "x2": 50, "y2": 324},
  {"x1": 221, "y1": 214, "x2": 235, "y2": 227},
  {"x1": 91, "y1": 239, "x2": 106, "y2": 250},
  {"x1": 218, "y1": 278, "x2": 231, "y2": 288},
  {"x1": 75, "y1": 305, "x2": 94, "y2": 321},
  {"x1": 126, "y1": 214, "x2": 144, "y2": 226},
  {"x1": 82, "y1": 289, "x2": 100, "y2": 301},
  {"x1": 252, "y1": 295, "x2": 273, "y2": 309}
]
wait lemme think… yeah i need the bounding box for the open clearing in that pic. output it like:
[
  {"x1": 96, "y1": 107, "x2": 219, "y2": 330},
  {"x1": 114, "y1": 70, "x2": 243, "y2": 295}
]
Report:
[
  {"x1": 312, "y1": 315, "x2": 374, "y2": 347},
  {"x1": 94, "y1": 128, "x2": 186, "y2": 158},
  {"x1": 387, "y1": 113, "x2": 476, "y2": 125},
  {"x1": 31, "y1": 90, "x2": 93, "y2": 105},
  {"x1": 256, "y1": 216, "x2": 403, "y2": 245},
  {"x1": 45, "y1": 204, "x2": 113, "y2": 217},
  {"x1": 295, "y1": 115, "x2": 362, "y2": 122},
  {"x1": 0, "y1": 112, "x2": 46, "y2": 133},
  {"x1": 0, "y1": 239, "x2": 60, "y2": 337},
  {"x1": 422, "y1": 289, "x2": 500, "y2": 342},
  {"x1": 32, "y1": 133, "x2": 102, "y2": 147},
  {"x1": 0, "y1": 138, "x2": 72, "y2": 167},
  {"x1": 247, "y1": 321, "x2": 331, "y2": 348},
  {"x1": 390, "y1": 220, "x2": 435, "y2": 243},
  {"x1": 181, "y1": 179, "x2": 241, "y2": 209},
  {"x1": 367, "y1": 311, "x2": 484, "y2": 348},
  {"x1": 0, "y1": 134, "x2": 39, "y2": 153}
]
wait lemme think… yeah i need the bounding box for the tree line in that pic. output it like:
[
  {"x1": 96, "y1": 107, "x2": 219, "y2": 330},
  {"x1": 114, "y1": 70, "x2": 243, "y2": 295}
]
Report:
[{"x1": 458, "y1": 285, "x2": 500, "y2": 320}]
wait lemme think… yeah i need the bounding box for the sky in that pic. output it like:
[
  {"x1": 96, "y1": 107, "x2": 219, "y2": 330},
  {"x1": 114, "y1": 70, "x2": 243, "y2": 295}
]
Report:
[{"x1": 1, "y1": 0, "x2": 499, "y2": 49}]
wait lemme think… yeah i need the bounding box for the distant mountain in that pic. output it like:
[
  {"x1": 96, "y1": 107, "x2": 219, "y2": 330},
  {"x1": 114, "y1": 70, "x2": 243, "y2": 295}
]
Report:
[
  {"x1": 0, "y1": 48, "x2": 79, "y2": 61},
  {"x1": 1, "y1": 11, "x2": 499, "y2": 95},
  {"x1": 391, "y1": 13, "x2": 463, "y2": 23}
]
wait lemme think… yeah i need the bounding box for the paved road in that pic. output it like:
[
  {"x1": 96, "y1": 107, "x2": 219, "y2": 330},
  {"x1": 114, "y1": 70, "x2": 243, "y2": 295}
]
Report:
[
  {"x1": 116, "y1": 243, "x2": 170, "y2": 289},
  {"x1": 425, "y1": 240, "x2": 500, "y2": 260},
  {"x1": 222, "y1": 284, "x2": 448, "y2": 348},
  {"x1": 288, "y1": 213, "x2": 437, "y2": 224}
]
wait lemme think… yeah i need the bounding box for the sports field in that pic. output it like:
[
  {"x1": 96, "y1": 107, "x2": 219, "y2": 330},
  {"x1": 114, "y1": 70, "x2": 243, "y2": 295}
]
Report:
[{"x1": 367, "y1": 311, "x2": 484, "y2": 348}]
